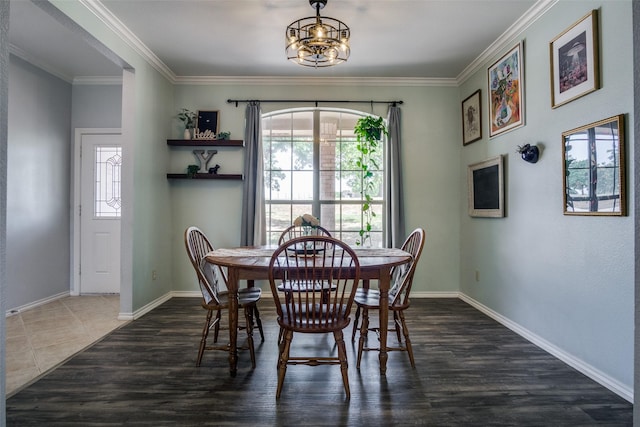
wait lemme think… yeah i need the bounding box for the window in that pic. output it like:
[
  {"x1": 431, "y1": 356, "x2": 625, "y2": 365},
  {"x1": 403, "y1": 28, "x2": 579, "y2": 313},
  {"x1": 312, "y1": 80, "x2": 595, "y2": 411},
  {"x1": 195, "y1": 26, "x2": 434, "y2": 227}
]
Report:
[
  {"x1": 263, "y1": 108, "x2": 384, "y2": 246},
  {"x1": 94, "y1": 146, "x2": 122, "y2": 218}
]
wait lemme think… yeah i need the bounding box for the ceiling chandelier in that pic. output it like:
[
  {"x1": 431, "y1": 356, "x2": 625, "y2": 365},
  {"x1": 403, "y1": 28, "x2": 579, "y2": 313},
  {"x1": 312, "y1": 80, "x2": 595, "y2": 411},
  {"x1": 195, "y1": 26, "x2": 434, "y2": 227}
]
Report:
[{"x1": 285, "y1": 0, "x2": 350, "y2": 68}]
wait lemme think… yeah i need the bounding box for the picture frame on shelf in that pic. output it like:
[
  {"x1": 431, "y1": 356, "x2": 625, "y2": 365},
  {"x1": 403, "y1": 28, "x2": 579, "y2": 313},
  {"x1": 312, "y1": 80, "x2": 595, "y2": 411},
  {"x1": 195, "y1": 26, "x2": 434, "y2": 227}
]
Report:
[
  {"x1": 550, "y1": 10, "x2": 599, "y2": 108},
  {"x1": 462, "y1": 89, "x2": 482, "y2": 145},
  {"x1": 488, "y1": 42, "x2": 525, "y2": 138},
  {"x1": 468, "y1": 155, "x2": 504, "y2": 218},
  {"x1": 196, "y1": 110, "x2": 220, "y2": 138}
]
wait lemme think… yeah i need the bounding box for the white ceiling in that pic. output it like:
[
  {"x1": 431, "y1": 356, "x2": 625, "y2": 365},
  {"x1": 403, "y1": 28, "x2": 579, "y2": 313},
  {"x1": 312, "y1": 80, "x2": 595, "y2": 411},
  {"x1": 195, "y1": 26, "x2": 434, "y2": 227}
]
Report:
[{"x1": 8, "y1": 0, "x2": 542, "y2": 82}]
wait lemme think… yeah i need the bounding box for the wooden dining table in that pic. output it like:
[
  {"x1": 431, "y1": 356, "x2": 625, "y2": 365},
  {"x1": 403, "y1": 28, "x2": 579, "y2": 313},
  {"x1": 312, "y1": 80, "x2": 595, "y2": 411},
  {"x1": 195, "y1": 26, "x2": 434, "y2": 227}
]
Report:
[{"x1": 205, "y1": 245, "x2": 412, "y2": 377}]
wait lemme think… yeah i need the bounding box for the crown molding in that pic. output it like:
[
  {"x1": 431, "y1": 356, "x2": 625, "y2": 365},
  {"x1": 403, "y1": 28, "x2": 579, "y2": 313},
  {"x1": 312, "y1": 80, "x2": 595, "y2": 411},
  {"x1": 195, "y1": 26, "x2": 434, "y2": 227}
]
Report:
[
  {"x1": 73, "y1": 76, "x2": 123, "y2": 85},
  {"x1": 9, "y1": 43, "x2": 72, "y2": 83},
  {"x1": 456, "y1": 0, "x2": 558, "y2": 85},
  {"x1": 174, "y1": 75, "x2": 457, "y2": 87},
  {"x1": 11, "y1": 43, "x2": 121, "y2": 86},
  {"x1": 80, "y1": 0, "x2": 176, "y2": 82},
  {"x1": 80, "y1": 0, "x2": 556, "y2": 88}
]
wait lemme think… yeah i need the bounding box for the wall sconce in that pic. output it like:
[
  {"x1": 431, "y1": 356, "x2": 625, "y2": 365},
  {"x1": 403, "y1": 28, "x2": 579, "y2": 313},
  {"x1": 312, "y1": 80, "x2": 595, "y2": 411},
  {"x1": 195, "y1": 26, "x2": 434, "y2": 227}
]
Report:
[{"x1": 516, "y1": 143, "x2": 540, "y2": 163}]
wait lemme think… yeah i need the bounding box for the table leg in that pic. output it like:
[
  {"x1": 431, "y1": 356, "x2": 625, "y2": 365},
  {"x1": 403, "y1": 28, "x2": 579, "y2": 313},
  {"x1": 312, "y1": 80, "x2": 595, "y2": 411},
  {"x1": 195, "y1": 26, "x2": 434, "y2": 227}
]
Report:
[
  {"x1": 227, "y1": 268, "x2": 239, "y2": 377},
  {"x1": 378, "y1": 267, "x2": 390, "y2": 375}
]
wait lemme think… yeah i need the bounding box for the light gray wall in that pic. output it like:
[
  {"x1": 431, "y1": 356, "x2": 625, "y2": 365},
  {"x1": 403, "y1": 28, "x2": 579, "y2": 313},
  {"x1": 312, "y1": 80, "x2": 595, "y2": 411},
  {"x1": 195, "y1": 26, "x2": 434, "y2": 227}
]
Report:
[
  {"x1": 169, "y1": 84, "x2": 462, "y2": 298},
  {"x1": 460, "y1": 0, "x2": 634, "y2": 395},
  {"x1": 1, "y1": 0, "x2": 10, "y2": 420},
  {"x1": 6, "y1": 55, "x2": 72, "y2": 309},
  {"x1": 71, "y1": 84, "x2": 122, "y2": 129},
  {"x1": 51, "y1": 0, "x2": 176, "y2": 314},
  {"x1": 633, "y1": 0, "x2": 639, "y2": 421}
]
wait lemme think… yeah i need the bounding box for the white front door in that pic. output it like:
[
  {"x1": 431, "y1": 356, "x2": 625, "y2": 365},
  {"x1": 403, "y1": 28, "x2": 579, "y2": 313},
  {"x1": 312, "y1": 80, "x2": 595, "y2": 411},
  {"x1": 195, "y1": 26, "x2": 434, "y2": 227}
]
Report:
[{"x1": 79, "y1": 133, "x2": 122, "y2": 294}]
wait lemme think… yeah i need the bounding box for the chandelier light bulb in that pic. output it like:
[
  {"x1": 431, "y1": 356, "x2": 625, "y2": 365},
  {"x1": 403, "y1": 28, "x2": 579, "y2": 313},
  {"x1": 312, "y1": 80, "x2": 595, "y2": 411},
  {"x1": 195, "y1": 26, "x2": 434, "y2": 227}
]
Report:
[{"x1": 314, "y1": 24, "x2": 325, "y2": 39}]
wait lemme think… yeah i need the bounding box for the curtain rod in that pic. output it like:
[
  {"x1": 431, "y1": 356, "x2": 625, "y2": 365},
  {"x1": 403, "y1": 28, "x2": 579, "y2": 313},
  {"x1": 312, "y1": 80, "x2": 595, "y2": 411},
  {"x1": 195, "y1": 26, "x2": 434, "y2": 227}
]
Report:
[{"x1": 227, "y1": 99, "x2": 403, "y2": 108}]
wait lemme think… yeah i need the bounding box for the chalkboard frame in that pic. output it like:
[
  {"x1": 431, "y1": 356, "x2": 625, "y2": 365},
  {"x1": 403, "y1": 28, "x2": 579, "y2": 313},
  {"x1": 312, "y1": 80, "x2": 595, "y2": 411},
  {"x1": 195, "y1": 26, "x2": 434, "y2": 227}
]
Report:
[{"x1": 468, "y1": 155, "x2": 504, "y2": 217}]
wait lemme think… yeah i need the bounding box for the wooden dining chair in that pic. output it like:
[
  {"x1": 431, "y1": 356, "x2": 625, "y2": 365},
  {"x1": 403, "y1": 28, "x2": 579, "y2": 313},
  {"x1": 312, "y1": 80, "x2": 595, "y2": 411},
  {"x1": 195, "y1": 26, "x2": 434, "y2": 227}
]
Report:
[
  {"x1": 277, "y1": 224, "x2": 332, "y2": 244},
  {"x1": 276, "y1": 224, "x2": 336, "y2": 320},
  {"x1": 184, "y1": 226, "x2": 263, "y2": 368},
  {"x1": 268, "y1": 236, "x2": 360, "y2": 399},
  {"x1": 351, "y1": 228, "x2": 426, "y2": 369}
]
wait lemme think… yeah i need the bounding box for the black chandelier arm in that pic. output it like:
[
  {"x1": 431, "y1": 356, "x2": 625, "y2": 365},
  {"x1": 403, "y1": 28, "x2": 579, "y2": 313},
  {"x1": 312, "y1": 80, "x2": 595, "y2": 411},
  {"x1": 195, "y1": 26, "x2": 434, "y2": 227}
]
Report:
[{"x1": 227, "y1": 99, "x2": 403, "y2": 108}]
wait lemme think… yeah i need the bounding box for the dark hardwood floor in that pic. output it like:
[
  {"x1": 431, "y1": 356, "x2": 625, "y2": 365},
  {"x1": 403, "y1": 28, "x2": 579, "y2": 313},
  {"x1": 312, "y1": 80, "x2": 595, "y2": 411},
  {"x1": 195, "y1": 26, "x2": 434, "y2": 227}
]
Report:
[{"x1": 6, "y1": 297, "x2": 632, "y2": 426}]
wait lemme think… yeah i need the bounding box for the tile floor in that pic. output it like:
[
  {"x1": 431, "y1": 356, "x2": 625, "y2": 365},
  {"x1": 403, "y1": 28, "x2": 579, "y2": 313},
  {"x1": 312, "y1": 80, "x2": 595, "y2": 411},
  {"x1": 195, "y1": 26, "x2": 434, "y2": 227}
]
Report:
[{"x1": 5, "y1": 295, "x2": 128, "y2": 397}]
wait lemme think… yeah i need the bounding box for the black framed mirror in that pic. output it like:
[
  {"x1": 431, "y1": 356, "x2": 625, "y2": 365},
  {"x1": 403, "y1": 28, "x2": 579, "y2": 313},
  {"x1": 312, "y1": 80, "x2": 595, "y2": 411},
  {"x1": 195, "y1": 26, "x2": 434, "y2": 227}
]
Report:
[{"x1": 562, "y1": 114, "x2": 626, "y2": 216}]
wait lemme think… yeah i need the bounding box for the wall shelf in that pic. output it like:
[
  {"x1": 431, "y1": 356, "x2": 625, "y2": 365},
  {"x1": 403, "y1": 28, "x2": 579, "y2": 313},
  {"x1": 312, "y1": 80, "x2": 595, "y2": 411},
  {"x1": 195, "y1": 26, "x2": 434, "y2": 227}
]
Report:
[
  {"x1": 167, "y1": 139, "x2": 244, "y2": 147},
  {"x1": 167, "y1": 139, "x2": 244, "y2": 180},
  {"x1": 167, "y1": 173, "x2": 243, "y2": 180}
]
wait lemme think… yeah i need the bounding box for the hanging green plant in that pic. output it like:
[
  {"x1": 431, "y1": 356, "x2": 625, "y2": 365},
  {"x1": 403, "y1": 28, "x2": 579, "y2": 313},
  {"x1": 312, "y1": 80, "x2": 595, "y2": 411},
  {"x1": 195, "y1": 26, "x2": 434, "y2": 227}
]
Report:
[{"x1": 353, "y1": 115, "x2": 388, "y2": 246}]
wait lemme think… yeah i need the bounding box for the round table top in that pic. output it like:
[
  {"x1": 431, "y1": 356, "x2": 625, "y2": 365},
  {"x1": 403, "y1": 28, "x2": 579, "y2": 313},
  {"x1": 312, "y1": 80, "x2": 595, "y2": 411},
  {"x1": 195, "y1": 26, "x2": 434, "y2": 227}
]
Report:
[{"x1": 205, "y1": 245, "x2": 412, "y2": 271}]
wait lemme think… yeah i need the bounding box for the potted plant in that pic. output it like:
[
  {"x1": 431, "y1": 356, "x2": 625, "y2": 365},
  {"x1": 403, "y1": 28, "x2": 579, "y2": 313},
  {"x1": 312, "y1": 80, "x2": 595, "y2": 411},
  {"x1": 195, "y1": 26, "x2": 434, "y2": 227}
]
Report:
[
  {"x1": 353, "y1": 115, "x2": 388, "y2": 246},
  {"x1": 177, "y1": 108, "x2": 196, "y2": 139}
]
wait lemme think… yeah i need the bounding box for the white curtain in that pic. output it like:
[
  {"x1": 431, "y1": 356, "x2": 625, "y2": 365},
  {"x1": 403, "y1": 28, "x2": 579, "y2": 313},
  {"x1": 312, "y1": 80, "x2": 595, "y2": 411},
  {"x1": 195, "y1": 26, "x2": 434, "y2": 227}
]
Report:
[{"x1": 240, "y1": 102, "x2": 266, "y2": 246}]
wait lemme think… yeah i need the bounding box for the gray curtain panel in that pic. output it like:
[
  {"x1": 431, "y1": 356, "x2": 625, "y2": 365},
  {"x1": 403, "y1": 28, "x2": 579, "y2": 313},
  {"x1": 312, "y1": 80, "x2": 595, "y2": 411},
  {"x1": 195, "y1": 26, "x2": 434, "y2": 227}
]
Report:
[
  {"x1": 240, "y1": 101, "x2": 266, "y2": 246},
  {"x1": 385, "y1": 105, "x2": 405, "y2": 248}
]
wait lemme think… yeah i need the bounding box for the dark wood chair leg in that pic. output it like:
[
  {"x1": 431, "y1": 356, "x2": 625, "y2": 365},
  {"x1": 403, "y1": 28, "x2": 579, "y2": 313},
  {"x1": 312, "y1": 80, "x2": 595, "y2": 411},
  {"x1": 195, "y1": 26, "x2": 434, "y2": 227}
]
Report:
[
  {"x1": 197, "y1": 309, "x2": 214, "y2": 367},
  {"x1": 351, "y1": 305, "x2": 361, "y2": 342},
  {"x1": 244, "y1": 306, "x2": 256, "y2": 369},
  {"x1": 253, "y1": 305, "x2": 265, "y2": 342},
  {"x1": 393, "y1": 311, "x2": 402, "y2": 343},
  {"x1": 213, "y1": 309, "x2": 222, "y2": 343},
  {"x1": 398, "y1": 311, "x2": 415, "y2": 367},
  {"x1": 276, "y1": 330, "x2": 293, "y2": 399},
  {"x1": 356, "y1": 307, "x2": 369, "y2": 369},
  {"x1": 334, "y1": 330, "x2": 350, "y2": 399}
]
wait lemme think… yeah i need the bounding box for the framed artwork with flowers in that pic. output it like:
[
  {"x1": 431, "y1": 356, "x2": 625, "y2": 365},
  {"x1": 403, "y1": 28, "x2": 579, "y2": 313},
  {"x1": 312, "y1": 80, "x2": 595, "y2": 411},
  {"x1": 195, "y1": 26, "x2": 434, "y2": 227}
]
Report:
[{"x1": 487, "y1": 42, "x2": 525, "y2": 138}]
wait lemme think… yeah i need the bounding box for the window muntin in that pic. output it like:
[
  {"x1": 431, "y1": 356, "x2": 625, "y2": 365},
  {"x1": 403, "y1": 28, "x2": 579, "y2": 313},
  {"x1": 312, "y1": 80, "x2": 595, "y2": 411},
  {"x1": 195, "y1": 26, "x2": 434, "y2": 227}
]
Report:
[{"x1": 263, "y1": 108, "x2": 384, "y2": 246}]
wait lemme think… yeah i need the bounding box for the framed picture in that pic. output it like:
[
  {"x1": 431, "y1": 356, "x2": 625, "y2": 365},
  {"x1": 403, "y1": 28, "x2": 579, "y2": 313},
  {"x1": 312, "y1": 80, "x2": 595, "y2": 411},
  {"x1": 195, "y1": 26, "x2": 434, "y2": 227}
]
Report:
[
  {"x1": 462, "y1": 89, "x2": 482, "y2": 145},
  {"x1": 196, "y1": 110, "x2": 220, "y2": 135},
  {"x1": 468, "y1": 155, "x2": 504, "y2": 218},
  {"x1": 562, "y1": 114, "x2": 626, "y2": 216},
  {"x1": 550, "y1": 10, "x2": 599, "y2": 108},
  {"x1": 488, "y1": 42, "x2": 525, "y2": 138}
]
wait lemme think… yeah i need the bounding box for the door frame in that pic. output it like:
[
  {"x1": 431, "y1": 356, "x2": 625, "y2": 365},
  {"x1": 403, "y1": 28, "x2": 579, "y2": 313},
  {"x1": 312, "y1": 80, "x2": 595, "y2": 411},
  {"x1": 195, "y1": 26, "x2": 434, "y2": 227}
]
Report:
[{"x1": 71, "y1": 128, "x2": 122, "y2": 296}]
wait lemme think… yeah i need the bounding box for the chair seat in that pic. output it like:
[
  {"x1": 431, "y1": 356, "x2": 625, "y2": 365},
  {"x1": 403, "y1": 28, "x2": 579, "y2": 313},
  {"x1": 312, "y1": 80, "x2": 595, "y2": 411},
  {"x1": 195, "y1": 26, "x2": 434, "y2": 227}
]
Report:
[
  {"x1": 204, "y1": 288, "x2": 262, "y2": 310},
  {"x1": 277, "y1": 303, "x2": 350, "y2": 331},
  {"x1": 354, "y1": 288, "x2": 407, "y2": 310}
]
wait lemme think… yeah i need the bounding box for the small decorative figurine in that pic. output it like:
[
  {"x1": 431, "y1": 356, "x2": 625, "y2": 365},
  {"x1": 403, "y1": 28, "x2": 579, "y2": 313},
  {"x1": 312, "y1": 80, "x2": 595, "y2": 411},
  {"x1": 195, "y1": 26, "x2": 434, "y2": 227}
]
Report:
[
  {"x1": 516, "y1": 143, "x2": 540, "y2": 163},
  {"x1": 208, "y1": 164, "x2": 221, "y2": 174}
]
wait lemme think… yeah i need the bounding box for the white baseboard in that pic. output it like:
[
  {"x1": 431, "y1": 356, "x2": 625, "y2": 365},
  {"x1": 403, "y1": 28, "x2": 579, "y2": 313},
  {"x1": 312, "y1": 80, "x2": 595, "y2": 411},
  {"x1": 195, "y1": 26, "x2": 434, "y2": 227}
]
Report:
[
  {"x1": 121, "y1": 292, "x2": 173, "y2": 320},
  {"x1": 458, "y1": 293, "x2": 633, "y2": 403},
  {"x1": 411, "y1": 291, "x2": 461, "y2": 299},
  {"x1": 5, "y1": 291, "x2": 70, "y2": 317}
]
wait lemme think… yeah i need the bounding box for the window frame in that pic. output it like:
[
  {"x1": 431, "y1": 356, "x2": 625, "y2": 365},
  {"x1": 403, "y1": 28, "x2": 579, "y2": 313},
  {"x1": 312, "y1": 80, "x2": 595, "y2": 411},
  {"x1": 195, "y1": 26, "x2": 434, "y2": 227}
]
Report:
[{"x1": 262, "y1": 107, "x2": 386, "y2": 246}]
